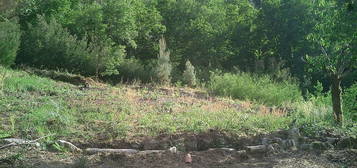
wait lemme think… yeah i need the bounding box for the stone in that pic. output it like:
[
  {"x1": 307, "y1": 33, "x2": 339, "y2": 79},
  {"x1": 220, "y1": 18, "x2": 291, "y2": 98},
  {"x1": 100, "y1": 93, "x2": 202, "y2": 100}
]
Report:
[{"x1": 169, "y1": 146, "x2": 177, "y2": 153}]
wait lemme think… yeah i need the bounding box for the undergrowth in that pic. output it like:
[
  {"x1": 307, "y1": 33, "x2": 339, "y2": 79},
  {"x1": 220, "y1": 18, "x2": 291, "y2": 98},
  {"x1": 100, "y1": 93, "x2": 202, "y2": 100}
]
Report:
[{"x1": 208, "y1": 72, "x2": 302, "y2": 106}]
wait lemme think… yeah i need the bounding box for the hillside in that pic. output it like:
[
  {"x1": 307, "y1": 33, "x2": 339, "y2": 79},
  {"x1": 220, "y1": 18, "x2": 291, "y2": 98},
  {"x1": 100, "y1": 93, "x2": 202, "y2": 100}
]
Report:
[{"x1": 0, "y1": 67, "x2": 356, "y2": 168}]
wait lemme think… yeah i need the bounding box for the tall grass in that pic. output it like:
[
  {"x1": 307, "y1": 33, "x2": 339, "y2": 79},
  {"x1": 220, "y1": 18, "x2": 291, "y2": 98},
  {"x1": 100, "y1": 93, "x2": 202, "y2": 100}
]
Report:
[{"x1": 208, "y1": 72, "x2": 302, "y2": 106}]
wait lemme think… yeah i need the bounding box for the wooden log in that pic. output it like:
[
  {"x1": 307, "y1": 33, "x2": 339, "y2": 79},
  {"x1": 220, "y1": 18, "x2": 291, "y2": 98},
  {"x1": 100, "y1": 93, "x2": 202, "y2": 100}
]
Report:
[
  {"x1": 85, "y1": 148, "x2": 139, "y2": 155},
  {"x1": 138, "y1": 150, "x2": 166, "y2": 155},
  {"x1": 0, "y1": 138, "x2": 40, "y2": 149}
]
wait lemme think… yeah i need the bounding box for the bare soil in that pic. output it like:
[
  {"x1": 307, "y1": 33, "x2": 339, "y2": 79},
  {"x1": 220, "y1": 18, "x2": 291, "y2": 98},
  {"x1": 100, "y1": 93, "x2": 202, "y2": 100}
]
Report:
[{"x1": 1, "y1": 148, "x2": 356, "y2": 168}]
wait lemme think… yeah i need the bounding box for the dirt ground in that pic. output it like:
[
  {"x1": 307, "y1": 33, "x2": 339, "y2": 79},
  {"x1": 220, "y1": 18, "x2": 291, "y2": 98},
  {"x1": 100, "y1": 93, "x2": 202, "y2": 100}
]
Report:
[{"x1": 1, "y1": 148, "x2": 356, "y2": 168}]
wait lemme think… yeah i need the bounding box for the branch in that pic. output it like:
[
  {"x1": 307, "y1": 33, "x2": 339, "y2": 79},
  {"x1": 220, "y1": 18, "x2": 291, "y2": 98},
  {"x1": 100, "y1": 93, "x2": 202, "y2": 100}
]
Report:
[{"x1": 0, "y1": 135, "x2": 53, "y2": 150}]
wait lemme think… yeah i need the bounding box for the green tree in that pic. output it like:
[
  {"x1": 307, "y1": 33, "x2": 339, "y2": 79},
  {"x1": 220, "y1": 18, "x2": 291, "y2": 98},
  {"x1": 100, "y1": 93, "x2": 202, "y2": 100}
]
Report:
[
  {"x1": 0, "y1": 21, "x2": 21, "y2": 67},
  {"x1": 155, "y1": 37, "x2": 172, "y2": 84},
  {"x1": 183, "y1": 60, "x2": 197, "y2": 87},
  {"x1": 306, "y1": 0, "x2": 357, "y2": 124}
]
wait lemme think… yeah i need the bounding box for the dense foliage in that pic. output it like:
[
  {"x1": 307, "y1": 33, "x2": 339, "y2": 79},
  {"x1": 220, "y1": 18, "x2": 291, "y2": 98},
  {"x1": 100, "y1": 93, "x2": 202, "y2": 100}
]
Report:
[{"x1": 0, "y1": 0, "x2": 356, "y2": 122}]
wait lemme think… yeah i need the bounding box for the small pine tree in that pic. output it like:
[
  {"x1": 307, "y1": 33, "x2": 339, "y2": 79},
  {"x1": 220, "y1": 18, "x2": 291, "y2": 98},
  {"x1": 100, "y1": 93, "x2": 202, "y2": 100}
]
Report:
[
  {"x1": 183, "y1": 60, "x2": 197, "y2": 87},
  {"x1": 155, "y1": 37, "x2": 172, "y2": 84}
]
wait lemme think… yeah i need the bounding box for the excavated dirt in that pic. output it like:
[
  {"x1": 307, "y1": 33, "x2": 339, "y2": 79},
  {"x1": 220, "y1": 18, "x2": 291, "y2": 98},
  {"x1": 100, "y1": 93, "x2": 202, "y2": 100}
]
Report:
[{"x1": 1, "y1": 148, "x2": 356, "y2": 168}]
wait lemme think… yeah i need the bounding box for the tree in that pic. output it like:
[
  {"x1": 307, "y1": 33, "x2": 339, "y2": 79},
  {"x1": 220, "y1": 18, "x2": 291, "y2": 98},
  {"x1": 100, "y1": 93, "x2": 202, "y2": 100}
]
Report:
[
  {"x1": 306, "y1": 0, "x2": 357, "y2": 124},
  {"x1": 155, "y1": 37, "x2": 172, "y2": 84},
  {"x1": 0, "y1": 21, "x2": 21, "y2": 67},
  {"x1": 183, "y1": 60, "x2": 197, "y2": 87}
]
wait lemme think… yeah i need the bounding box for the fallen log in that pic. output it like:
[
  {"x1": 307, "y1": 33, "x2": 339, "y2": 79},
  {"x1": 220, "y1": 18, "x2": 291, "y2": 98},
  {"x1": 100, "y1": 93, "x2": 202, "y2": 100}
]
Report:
[
  {"x1": 85, "y1": 148, "x2": 139, "y2": 155},
  {"x1": 0, "y1": 138, "x2": 44, "y2": 150},
  {"x1": 138, "y1": 150, "x2": 166, "y2": 155}
]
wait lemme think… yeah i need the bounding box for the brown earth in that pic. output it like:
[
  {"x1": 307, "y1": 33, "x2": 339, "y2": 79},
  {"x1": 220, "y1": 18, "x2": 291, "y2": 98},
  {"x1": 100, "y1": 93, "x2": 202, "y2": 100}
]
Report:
[{"x1": 1, "y1": 148, "x2": 356, "y2": 168}]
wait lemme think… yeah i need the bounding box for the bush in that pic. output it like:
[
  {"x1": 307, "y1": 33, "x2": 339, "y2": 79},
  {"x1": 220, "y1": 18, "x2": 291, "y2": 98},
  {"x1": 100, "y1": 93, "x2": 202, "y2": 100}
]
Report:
[
  {"x1": 208, "y1": 72, "x2": 302, "y2": 106},
  {"x1": 183, "y1": 60, "x2": 197, "y2": 87},
  {"x1": 115, "y1": 58, "x2": 155, "y2": 83},
  {"x1": 344, "y1": 83, "x2": 357, "y2": 122},
  {"x1": 18, "y1": 15, "x2": 94, "y2": 74},
  {"x1": 18, "y1": 15, "x2": 124, "y2": 77},
  {"x1": 0, "y1": 21, "x2": 21, "y2": 67}
]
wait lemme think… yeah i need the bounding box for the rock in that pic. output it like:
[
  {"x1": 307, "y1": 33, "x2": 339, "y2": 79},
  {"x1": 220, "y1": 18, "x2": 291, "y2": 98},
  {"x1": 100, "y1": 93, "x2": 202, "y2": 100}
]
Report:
[{"x1": 169, "y1": 146, "x2": 177, "y2": 154}]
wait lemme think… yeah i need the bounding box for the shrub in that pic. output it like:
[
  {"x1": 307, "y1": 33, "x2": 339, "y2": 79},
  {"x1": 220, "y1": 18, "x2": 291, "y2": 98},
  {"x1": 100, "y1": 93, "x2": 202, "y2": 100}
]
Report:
[
  {"x1": 208, "y1": 72, "x2": 302, "y2": 106},
  {"x1": 344, "y1": 83, "x2": 357, "y2": 122},
  {"x1": 116, "y1": 58, "x2": 155, "y2": 83},
  {"x1": 0, "y1": 21, "x2": 21, "y2": 67},
  {"x1": 155, "y1": 37, "x2": 172, "y2": 84},
  {"x1": 18, "y1": 15, "x2": 94, "y2": 74},
  {"x1": 18, "y1": 15, "x2": 124, "y2": 77},
  {"x1": 183, "y1": 60, "x2": 197, "y2": 87}
]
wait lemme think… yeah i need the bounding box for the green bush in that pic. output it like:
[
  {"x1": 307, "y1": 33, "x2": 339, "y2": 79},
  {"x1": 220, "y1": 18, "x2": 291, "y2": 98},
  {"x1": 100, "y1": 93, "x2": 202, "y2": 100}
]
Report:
[
  {"x1": 116, "y1": 58, "x2": 155, "y2": 83},
  {"x1": 18, "y1": 15, "x2": 124, "y2": 77},
  {"x1": 0, "y1": 21, "x2": 21, "y2": 66},
  {"x1": 208, "y1": 72, "x2": 302, "y2": 106},
  {"x1": 344, "y1": 83, "x2": 357, "y2": 122},
  {"x1": 18, "y1": 15, "x2": 94, "y2": 74}
]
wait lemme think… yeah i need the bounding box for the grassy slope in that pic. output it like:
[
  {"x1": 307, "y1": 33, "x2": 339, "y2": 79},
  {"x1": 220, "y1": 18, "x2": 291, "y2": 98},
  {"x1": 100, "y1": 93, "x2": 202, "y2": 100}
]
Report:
[{"x1": 0, "y1": 67, "x2": 293, "y2": 144}]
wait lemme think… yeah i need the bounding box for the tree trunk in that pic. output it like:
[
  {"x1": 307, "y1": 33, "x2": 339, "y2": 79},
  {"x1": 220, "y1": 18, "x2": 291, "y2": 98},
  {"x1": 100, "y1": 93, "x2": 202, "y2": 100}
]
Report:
[{"x1": 331, "y1": 74, "x2": 343, "y2": 125}]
